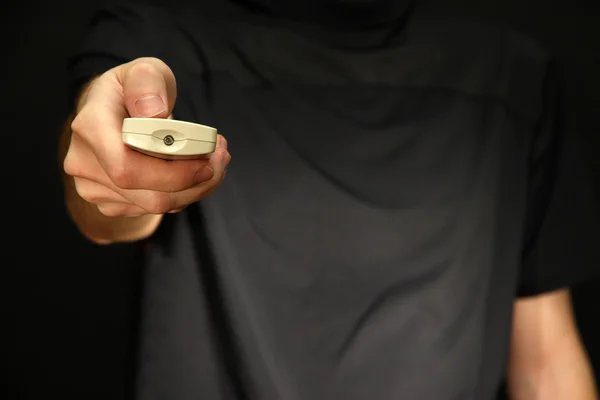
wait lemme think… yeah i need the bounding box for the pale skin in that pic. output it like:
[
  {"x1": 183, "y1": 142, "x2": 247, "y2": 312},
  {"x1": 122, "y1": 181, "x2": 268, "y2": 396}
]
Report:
[
  {"x1": 61, "y1": 57, "x2": 231, "y2": 244},
  {"x1": 509, "y1": 289, "x2": 598, "y2": 399},
  {"x1": 60, "y1": 57, "x2": 598, "y2": 398}
]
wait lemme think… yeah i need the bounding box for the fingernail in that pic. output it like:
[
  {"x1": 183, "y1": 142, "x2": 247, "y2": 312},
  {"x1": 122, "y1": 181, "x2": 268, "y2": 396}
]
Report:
[
  {"x1": 196, "y1": 166, "x2": 214, "y2": 183},
  {"x1": 134, "y1": 95, "x2": 166, "y2": 117}
]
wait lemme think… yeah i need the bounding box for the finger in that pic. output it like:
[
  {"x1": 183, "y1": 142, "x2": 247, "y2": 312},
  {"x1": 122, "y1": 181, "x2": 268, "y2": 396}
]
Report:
[
  {"x1": 166, "y1": 145, "x2": 231, "y2": 210},
  {"x1": 73, "y1": 177, "x2": 130, "y2": 204},
  {"x1": 108, "y1": 151, "x2": 215, "y2": 193},
  {"x1": 119, "y1": 57, "x2": 177, "y2": 118},
  {"x1": 63, "y1": 131, "x2": 89, "y2": 178},
  {"x1": 65, "y1": 134, "x2": 134, "y2": 204},
  {"x1": 68, "y1": 154, "x2": 199, "y2": 215},
  {"x1": 75, "y1": 173, "x2": 172, "y2": 215},
  {"x1": 77, "y1": 153, "x2": 227, "y2": 215},
  {"x1": 204, "y1": 138, "x2": 230, "y2": 188},
  {"x1": 72, "y1": 58, "x2": 212, "y2": 192},
  {"x1": 217, "y1": 134, "x2": 228, "y2": 151},
  {"x1": 65, "y1": 134, "x2": 183, "y2": 213},
  {"x1": 73, "y1": 104, "x2": 214, "y2": 193},
  {"x1": 65, "y1": 135, "x2": 173, "y2": 213},
  {"x1": 97, "y1": 203, "x2": 148, "y2": 218}
]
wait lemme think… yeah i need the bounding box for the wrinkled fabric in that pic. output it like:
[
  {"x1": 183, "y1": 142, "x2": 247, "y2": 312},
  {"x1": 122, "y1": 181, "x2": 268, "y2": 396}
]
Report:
[
  {"x1": 232, "y1": 0, "x2": 413, "y2": 27},
  {"x1": 67, "y1": 2, "x2": 600, "y2": 399}
]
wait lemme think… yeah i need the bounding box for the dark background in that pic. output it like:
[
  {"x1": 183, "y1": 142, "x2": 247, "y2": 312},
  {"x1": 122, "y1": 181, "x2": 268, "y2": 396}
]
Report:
[{"x1": 2, "y1": 0, "x2": 599, "y2": 399}]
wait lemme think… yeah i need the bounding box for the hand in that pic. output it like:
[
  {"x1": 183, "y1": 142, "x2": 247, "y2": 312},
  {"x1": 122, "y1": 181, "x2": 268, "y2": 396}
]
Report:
[{"x1": 64, "y1": 57, "x2": 231, "y2": 217}]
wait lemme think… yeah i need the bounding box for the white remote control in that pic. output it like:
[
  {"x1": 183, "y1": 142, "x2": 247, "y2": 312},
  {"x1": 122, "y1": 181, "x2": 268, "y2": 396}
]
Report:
[{"x1": 122, "y1": 118, "x2": 218, "y2": 160}]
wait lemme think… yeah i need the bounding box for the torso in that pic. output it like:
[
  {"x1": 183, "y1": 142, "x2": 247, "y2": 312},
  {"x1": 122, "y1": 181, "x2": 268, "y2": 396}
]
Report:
[{"x1": 135, "y1": 4, "x2": 550, "y2": 399}]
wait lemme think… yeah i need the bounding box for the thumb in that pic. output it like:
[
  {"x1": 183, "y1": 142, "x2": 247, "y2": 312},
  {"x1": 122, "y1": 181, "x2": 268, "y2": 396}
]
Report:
[{"x1": 119, "y1": 57, "x2": 177, "y2": 118}]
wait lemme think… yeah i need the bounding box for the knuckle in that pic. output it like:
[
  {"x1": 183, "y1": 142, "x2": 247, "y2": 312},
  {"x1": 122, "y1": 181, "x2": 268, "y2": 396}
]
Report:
[
  {"x1": 136, "y1": 56, "x2": 165, "y2": 66},
  {"x1": 80, "y1": 192, "x2": 98, "y2": 204},
  {"x1": 70, "y1": 114, "x2": 85, "y2": 135},
  {"x1": 73, "y1": 180, "x2": 94, "y2": 203},
  {"x1": 159, "y1": 174, "x2": 181, "y2": 193},
  {"x1": 63, "y1": 136, "x2": 84, "y2": 178},
  {"x1": 63, "y1": 153, "x2": 89, "y2": 180},
  {"x1": 130, "y1": 60, "x2": 161, "y2": 77},
  {"x1": 139, "y1": 57, "x2": 173, "y2": 75},
  {"x1": 212, "y1": 149, "x2": 230, "y2": 172},
  {"x1": 70, "y1": 110, "x2": 93, "y2": 136},
  {"x1": 130, "y1": 57, "x2": 175, "y2": 88},
  {"x1": 162, "y1": 165, "x2": 199, "y2": 192},
  {"x1": 144, "y1": 193, "x2": 172, "y2": 214},
  {"x1": 109, "y1": 165, "x2": 134, "y2": 189},
  {"x1": 63, "y1": 153, "x2": 79, "y2": 177}
]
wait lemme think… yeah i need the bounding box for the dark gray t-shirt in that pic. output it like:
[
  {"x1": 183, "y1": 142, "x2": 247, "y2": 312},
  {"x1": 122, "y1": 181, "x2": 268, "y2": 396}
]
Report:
[{"x1": 68, "y1": 2, "x2": 599, "y2": 399}]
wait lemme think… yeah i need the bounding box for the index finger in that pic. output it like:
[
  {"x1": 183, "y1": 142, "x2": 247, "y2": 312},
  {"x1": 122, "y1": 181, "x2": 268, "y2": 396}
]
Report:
[{"x1": 108, "y1": 144, "x2": 215, "y2": 192}]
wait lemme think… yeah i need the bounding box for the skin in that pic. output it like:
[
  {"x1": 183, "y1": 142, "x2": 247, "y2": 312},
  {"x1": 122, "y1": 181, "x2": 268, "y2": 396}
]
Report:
[
  {"x1": 60, "y1": 58, "x2": 597, "y2": 397},
  {"x1": 509, "y1": 289, "x2": 598, "y2": 399},
  {"x1": 61, "y1": 57, "x2": 231, "y2": 244}
]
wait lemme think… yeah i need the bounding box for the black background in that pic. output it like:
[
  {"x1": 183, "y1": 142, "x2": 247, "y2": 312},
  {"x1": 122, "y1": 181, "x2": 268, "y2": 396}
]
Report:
[{"x1": 2, "y1": 0, "x2": 599, "y2": 399}]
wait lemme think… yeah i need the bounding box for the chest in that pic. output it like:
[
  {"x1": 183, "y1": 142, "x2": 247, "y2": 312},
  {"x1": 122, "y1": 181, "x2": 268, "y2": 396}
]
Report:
[{"x1": 174, "y1": 74, "x2": 530, "y2": 287}]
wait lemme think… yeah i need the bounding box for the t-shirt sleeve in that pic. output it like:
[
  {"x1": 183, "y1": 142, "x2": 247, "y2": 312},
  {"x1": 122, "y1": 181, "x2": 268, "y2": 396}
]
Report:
[
  {"x1": 517, "y1": 60, "x2": 600, "y2": 297},
  {"x1": 66, "y1": 3, "x2": 173, "y2": 105}
]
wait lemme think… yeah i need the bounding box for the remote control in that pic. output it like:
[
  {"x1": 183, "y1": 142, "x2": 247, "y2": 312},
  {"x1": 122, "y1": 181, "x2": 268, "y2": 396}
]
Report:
[{"x1": 122, "y1": 118, "x2": 218, "y2": 160}]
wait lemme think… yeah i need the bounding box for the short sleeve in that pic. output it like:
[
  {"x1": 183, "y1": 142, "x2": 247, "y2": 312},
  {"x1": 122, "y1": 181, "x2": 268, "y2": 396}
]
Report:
[
  {"x1": 66, "y1": 3, "x2": 173, "y2": 106},
  {"x1": 518, "y1": 60, "x2": 600, "y2": 297}
]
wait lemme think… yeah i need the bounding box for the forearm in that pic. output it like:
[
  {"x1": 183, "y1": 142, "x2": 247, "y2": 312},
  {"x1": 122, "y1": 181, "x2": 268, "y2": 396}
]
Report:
[
  {"x1": 507, "y1": 327, "x2": 598, "y2": 400},
  {"x1": 59, "y1": 81, "x2": 163, "y2": 244}
]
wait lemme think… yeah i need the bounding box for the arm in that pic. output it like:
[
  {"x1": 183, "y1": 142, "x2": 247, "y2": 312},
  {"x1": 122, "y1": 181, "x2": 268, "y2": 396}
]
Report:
[
  {"x1": 507, "y1": 288, "x2": 598, "y2": 399},
  {"x1": 60, "y1": 59, "x2": 228, "y2": 245},
  {"x1": 59, "y1": 79, "x2": 163, "y2": 245},
  {"x1": 60, "y1": 6, "x2": 228, "y2": 244}
]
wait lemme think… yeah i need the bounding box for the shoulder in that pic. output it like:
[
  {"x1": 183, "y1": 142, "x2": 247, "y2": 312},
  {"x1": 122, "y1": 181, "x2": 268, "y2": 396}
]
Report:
[
  {"x1": 424, "y1": 14, "x2": 548, "y2": 61},
  {"x1": 407, "y1": 11, "x2": 553, "y2": 122}
]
